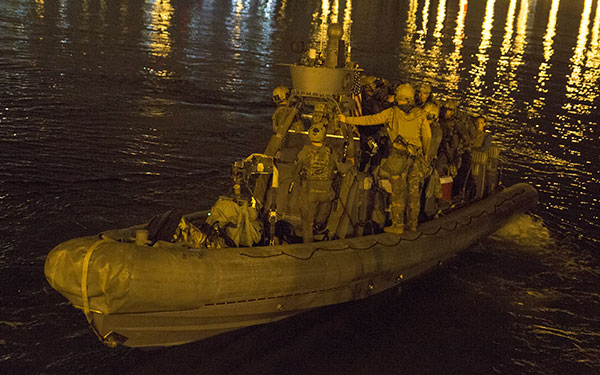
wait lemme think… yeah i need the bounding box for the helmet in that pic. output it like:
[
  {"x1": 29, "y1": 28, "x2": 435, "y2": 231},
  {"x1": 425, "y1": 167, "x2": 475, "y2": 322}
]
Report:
[
  {"x1": 308, "y1": 123, "x2": 326, "y2": 143},
  {"x1": 423, "y1": 102, "x2": 439, "y2": 120},
  {"x1": 394, "y1": 83, "x2": 415, "y2": 104},
  {"x1": 272, "y1": 86, "x2": 290, "y2": 104},
  {"x1": 444, "y1": 99, "x2": 459, "y2": 111},
  {"x1": 418, "y1": 82, "x2": 432, "y2": 95}
]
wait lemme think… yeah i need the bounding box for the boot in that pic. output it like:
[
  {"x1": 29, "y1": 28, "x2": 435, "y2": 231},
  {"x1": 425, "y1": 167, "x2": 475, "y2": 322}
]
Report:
[
  {"x1": 384, "y1": 224, "x2": 404, "y2": 234},
  {"x1": 386, "y1": 202, "x2": 405, "y2": 234}
]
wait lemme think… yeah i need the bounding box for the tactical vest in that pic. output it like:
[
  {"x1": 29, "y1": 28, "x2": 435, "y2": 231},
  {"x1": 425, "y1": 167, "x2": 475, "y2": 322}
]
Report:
[
  {"x1": 388, "y1": 107, "x2": 425, "y2": 151},
  {"x1": 304, "y1": 146, "x2": 334, "y2": 181}
]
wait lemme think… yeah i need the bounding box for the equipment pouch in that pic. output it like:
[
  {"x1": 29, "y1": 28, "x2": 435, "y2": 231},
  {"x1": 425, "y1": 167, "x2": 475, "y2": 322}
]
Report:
[{"x1": 381, "y1": 150, "x2": 408, "y2": 176}]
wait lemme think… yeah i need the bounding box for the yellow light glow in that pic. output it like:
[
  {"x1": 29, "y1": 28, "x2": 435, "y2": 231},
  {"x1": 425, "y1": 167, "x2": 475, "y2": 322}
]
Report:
[
  {"x1": 468, "y1": 0, "x2": 496, "y2": 99},
  {"x1": 494, "y1": 0, "x2": 529, "y2": 112},
  {"x1": 433, "y1": 0, "x2": 446, "y2": 40},
  {"x1": 414, "y1": 0, "x2": 431, "y2": 56},
  {"x1": 148, "y1": 0, "x2": 174, "y2": 58},
  {"x1": 277, "y1": 0, "x2": 288, "y2": 21},
  {"x1": 565, "y1": 0, "x2": 597, "y2": 114},
  {"x1": 532, "y1": 0, "x2": 560, "y2": 114},
  {"x1": 513, "y1": 0, "x2": 529, "y2": 56},
  {"x1": 429, "y1": 0, "x2": 446, "y2": 74},
  {"x1": 500, "y1": 0, "x2": 518, "y2": 57},
  {"x1": 331, "y1": 0, "x2": 340, "y2": 23},
  {"x1": 447, "y1": 0, "x2": 469, "y2": 90},
  {"x1": 320, "y1": 0, "x2": 331, "y2": 51},
  {"x1": 402, "y1": 0, "x2": 419, "y2": 49},
  {"x1": 35, "y1": 0, "x2": 44, "y2": 19},
  {"x1": 342, "y1": 0, "x2": 353, "y2": 59},
  {"x1": 587, "y1": 0, "x2": 600, "y2": 70}
]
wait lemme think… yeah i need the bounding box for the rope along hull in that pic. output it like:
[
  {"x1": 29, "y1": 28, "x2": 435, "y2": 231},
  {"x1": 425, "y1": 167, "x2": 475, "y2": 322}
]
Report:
[{"x1": 44, "y1": 183, "x2": 537, "y2": 348}]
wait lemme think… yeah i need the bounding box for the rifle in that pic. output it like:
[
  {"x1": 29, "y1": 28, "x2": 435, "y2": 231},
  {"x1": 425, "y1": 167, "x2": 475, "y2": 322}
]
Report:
[{"x1": 391, "y1": 134, "x2": 432, "y2": 175}]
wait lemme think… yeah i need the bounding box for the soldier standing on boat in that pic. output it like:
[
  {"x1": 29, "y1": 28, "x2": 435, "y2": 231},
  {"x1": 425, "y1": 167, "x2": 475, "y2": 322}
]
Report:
[
  {"x1": 415, "y1": 82, "x2": 434, "y2": 108},
  {"x1": 357, "y1": 76, "x2": 394, "y2": 172},
  {"x1": 469, "y1": 115, "x2": 496, "y2": 199},
  {"x1": 293, "y1": 123, "x2": 353, "y2": 243},
  {"x1": 422, "y1": 102, "x2": 444, "y2": 218},
  {"x1": 444, "y1": 99, "x2": 476, "y2": 198},
  {"x1": 437, "y1": 99, "x2": 466, "y2": 179},
  {"x1": 338, "y1": 83, "x2": 431, "y2": 234}
]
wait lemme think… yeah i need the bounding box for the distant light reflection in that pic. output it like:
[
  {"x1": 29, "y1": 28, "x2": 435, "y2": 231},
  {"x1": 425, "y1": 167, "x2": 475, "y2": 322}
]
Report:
[
  {"x1": 400, "y1": 0, "x2": 419, "y2": 77},
  {"x1": 447, "y1": 0, "x2": 468, "y2": 91},
  {"x1": 342, "y1": 0, "x2": 353, "y2": 60},
  {"x1": 319, "y1": 0, "x2": 331, "y2": 51},
  {"x1": 565, "y1": 0, "x2": 595, "y2": 114},
  {"x1": 417, "y1": 0, "x2": 446, "y2": 82},
  {"x1": 35, "y1": 0, "x2": 44, "y2": 19},
  {"x1": 532, "y1": 0, "x2": 560, "y2": 114},
  {"x1": 414, "y1": 0, "x2": 431, "y2": 54},
  {"x1": 428, "y1": 0, "x2": 446, "y2": 77},
  {"x1": 148, "y1": 0, "x2": 174, "y2": 58},
  {"x1": 468, "y1": 0, "x2": 496, "y2": 101},
  {"x1": 403, "y1": 0, "x2": 419, "y2": 50},
  {"x1": 493, "y1": 0, "x2": 529, "y2": 114},
  {"x1": 277, "y1": 0, "x2": 288, "y2": 21},
  {"x1": 221, "y1": 0, "x2": 246, "y2": 93},
  {"x1": 309, "y1": 0, "x2": 343, "y2": 56}
]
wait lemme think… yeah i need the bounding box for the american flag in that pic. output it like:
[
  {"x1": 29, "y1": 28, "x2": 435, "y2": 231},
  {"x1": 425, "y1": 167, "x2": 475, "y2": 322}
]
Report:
[{"x1": 350, "y1": 71, "x2": 362, "y2": 117}]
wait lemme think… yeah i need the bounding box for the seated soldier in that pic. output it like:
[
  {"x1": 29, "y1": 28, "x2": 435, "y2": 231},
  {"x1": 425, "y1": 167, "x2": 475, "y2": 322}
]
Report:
[{"x1": 293, "y1": 123, "x2": 353, "y2": 243}]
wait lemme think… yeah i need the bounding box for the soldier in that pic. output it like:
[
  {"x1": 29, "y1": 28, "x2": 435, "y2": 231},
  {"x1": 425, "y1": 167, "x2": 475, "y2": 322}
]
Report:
[
  {"x1": 357, "y1": 76, "x2": 394, "y2": 172},
  {"x1": 293, "y1": 123, "x2": 353, "y2": 243},
  {"x1": 415, "y1": 82, "x2": 433, "y2": 107},
  {"x1": 254, "y1": 86, "x2": 302, "y2": 210},
  {"x1": 338, "y1": 83, "x2": 431, "y2": 234},
  {"x1": 422, "y1": 102, "x2": 443, "y2": 218},
  {"x1": 471, "y1": 116, "x2": 492, "y2": 152},
  {"x1": 443, "y1": 99, "x2": 475, "y2": 198},
  {"x1": 424, "y1": 102, "x2": 442, "y2": 162},
  {"x1": 437, "y1": 99, "x2": 467, "y2": 179},
  {"x1": 469, "y1": 115, "x2": 494, "y2": 199},
  {"x1": 271, "y1": 86, "x2": 292, "y2": 133}
]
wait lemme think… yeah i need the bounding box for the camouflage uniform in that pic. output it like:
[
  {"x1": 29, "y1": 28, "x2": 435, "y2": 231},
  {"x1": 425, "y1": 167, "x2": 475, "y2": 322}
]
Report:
[
  {"x1": 293, "y1": 142, "x2": 351, "y2": 243},
  {"x1": 437, "y1": 115, "x2": 467, "y2": 177},
  {"x1": 344, "y1": 105, "x2": 431, "y2": 232}
]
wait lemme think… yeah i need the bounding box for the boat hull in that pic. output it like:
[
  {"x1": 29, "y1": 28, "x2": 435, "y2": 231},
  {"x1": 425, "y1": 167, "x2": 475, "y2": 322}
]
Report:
[{"x1": 45, "y1": 183, "x2": 537, "y2": 348}]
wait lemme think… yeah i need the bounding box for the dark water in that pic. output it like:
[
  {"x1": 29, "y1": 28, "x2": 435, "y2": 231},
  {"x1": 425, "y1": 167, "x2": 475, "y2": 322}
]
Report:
[{"x1": 1, "y1": 0, "x2": 599, "y2": 373}]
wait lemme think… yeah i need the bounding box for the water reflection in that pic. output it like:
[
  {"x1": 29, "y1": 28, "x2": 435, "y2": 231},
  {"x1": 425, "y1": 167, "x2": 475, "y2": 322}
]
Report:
[
  {"x1": 414, "y1": 0, "x2": 431, "y2": 55},
  {"x1": 565, "y1": 0, "x2": 600, "y2": 116},
  {"x1": 532, "y1": 0, "x2": 560, "y2": 115},
  {"x1": 467, "y1": 0, "x2": 496, "y2": 105},
  {"x1": 342, "y1": 0, "x2": 353, "y2": 59},
  {"x1": 148, "y1": 0, "x2": 174, "y2": 58},
  {"x1": 34, "y1": 0, "x2": 44, "y2": 19},
  {"x1": 307, "y1": 0, "x2": 355, "y2": 60},
  {"x1": 277, "y1": 0, "x2": 288, "y2": 21},
  {"x1": 17, "y1": 0, "x2": 598, "y2": 129},
  {"x1": 493, "y1": 0, "x2": 529, "y2": 114},
  {"x1": 429, "y1": 0, "x2": 446, "y2": 79},
  {"x1": 447, "y1": 0, "x2": 469, "y2": 91},
  {"x1": 403, "y1": 0, "x2": 419, "y2": 52}
]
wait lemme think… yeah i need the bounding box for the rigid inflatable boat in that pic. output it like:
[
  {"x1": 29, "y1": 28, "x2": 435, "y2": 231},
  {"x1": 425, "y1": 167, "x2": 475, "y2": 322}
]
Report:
[
  {"x1": 45, "y1": 183, "x2": 536, "y2": 348},
  {"x1": 44, "y1": 24, "x2": 538, "y2": 348}
]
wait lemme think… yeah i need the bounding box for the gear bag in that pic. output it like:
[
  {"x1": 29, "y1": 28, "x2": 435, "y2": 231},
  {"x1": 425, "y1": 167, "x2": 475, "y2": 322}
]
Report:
[
  {"x1": 206, "y1": 197, "x2": 262, "y2": 247},
  {"x1": 147, "y1": 209, "x2": 184, "y2": 245}
]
